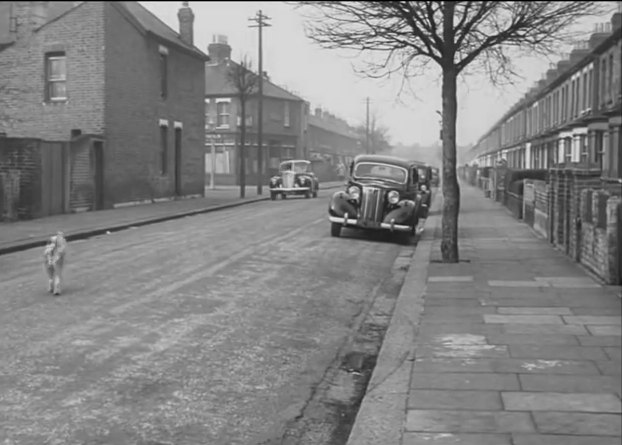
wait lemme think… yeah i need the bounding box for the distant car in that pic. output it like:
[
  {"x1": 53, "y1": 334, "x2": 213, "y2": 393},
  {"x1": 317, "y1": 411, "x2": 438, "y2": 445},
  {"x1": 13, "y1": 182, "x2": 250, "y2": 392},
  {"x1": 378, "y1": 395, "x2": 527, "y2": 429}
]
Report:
[
  {"x1": 269, "y1": 160, "x2": 319, "y2": 200},
  {"x1": 328, "y1": 154, "x2": 428, "y2": 243},
  {"x1": 430, "y1": 167, "x2": 440, "y2": 187},
  {"x1": 413, "y1": 162, "x2": 433, "y2": 218}
]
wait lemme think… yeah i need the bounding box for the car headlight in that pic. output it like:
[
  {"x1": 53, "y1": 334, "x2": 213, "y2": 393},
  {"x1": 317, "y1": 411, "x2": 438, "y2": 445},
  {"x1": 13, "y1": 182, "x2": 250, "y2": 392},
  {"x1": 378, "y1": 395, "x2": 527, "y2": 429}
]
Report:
[
  {"x1": 347, "y1": 185, "x2": 360, "y2": 201},
  {"x1": 420, "y1": 184, "x2": 428, "y2": 192},
  {"x1": 388, "y1": 190, "x2": 400, "y2": 204}
]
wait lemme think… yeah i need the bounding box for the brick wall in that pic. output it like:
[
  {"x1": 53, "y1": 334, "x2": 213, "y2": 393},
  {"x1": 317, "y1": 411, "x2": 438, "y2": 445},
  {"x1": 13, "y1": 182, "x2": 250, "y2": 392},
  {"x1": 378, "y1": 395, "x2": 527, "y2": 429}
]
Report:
[
  {"x1": 104, "y1": 3, "x2": 205, "y2": 206},
  {"x1": 580, "y1": 189, "x2": 621, "y2": 284},
  {"x1": 0, "y1": 2, "x2": 105, "y2": 140},
  {"x1": 568, "y1": 171, "x2": 602, "y2": 261},
  {"x1": 0, "y1": 138, "x2": 42, "y2": 220}
]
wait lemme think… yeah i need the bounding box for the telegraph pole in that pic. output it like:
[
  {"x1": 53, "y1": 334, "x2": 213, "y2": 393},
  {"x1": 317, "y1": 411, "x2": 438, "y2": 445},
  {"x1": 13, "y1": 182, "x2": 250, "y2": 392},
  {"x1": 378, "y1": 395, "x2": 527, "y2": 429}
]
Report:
[
  {"x1": 365, "y1": 97, "x2": 370, "y2": 154},
  {"x1": 249, "y1": 10, "x2": 271, "y2": 195}
]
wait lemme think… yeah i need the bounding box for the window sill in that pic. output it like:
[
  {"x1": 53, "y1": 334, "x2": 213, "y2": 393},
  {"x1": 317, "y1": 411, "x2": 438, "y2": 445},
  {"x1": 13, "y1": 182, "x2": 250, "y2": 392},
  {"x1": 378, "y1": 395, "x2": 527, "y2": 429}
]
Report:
[{"x1": 43, "y1": 99, "x2": 68, "y2": 105}]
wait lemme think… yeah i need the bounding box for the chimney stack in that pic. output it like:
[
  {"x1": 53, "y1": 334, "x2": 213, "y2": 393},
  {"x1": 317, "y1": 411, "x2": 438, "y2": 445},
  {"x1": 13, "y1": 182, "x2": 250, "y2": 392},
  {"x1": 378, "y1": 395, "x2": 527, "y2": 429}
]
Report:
[
  {"x1": 207, "y1": 34, "x2": 232, "y2": 64},
  {"x1": 314, "y1": 107, "x2": 322, "y2": 117},
  {"x1": 12, "y1": 1, "x2": 49, "y2": 40},
  {"x1": 177, "y1": 1, "x2": 194, "y2": 46},
  {"x1": 569, "y1": 41, "x2": 590, "y2": 66}
]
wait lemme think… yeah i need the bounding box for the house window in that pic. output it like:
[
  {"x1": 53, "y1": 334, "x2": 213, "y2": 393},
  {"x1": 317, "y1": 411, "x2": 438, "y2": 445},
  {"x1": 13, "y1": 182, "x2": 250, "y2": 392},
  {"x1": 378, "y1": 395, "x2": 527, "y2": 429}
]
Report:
[
  {"x1": 601, "y1": 58, "x2": 608, "y2": 106},
  {"x1": 216, "y1": 101, "x2": 231, "y2": 127},
  {"x1": 607, "y1": 53, "x2": 614, "y2": 104},
  {"x1": 45, "y1": 52, "x2": 67, "y2": 102},
  {"x1": 160, "y1": 124, "x2": 168, "y2": 175},
  {"x1": 284, "y1": 101, "x2": 290, "y2": 127}
]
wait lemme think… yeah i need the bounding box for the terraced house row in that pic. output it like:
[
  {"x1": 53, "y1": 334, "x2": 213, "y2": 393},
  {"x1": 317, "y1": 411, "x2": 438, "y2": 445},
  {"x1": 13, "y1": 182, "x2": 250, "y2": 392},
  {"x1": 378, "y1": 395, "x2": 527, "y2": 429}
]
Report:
[
  {"x1": 0, "y1": 1, "x2": 362, "y2": 222},
  {"x1": 462, "y1": 12, "x2": 622, "y2": 286}
]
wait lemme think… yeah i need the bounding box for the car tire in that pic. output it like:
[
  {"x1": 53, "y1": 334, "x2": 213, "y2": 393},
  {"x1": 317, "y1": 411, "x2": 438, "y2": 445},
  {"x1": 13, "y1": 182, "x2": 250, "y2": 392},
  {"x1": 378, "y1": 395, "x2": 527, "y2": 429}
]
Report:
[
  {"x1": 330, "y1": 222, "x2": 341, "y2": 237},
  {"x1": 312, "y1": 189, "x2": 318, "y2": 198},
  {"x1": 305, "y1": 191, "x2": 311, "y2": 199},
  {"x1": 397, "y1": 231, "x2": 412, "y2": 245},
  {"x1": 270, "y1": 192, "x2": 276, "y2": 201},
  {"x1": 281, "y1": 193, "x2": 287, "y2": 199}
]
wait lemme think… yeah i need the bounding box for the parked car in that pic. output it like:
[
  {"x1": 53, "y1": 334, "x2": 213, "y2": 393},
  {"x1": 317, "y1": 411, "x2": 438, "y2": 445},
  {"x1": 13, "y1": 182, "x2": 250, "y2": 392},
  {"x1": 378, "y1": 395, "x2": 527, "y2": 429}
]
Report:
[
  {"x1": 328, "y1": 154, "x2": 428, "y2": 243},
  {"x1": 269, "y1": 160, "x2": 319, "y2": 200}
]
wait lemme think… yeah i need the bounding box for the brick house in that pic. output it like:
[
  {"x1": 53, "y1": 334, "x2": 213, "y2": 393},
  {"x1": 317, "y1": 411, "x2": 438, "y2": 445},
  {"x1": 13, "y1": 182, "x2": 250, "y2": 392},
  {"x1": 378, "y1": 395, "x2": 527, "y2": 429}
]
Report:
[
  {"x1": 464, "y1": 12, "x2": 622, "y2": 284},
  {"x1": 307, "y1": 106, "x2": 361, "y2": 181},
  {"x1": 204, "y1": 35, "x2": 307, "y2": 186},
  {"x1": 0, "y1": 1, "x2": 208, "y2": 216}
]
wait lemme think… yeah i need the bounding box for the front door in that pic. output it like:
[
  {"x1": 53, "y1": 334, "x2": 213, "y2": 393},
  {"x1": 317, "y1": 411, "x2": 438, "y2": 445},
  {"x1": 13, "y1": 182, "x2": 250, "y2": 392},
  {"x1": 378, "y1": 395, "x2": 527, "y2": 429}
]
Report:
[
  {"x1": 93, "y1": 141, "x2": 104, "y2": 210},
  {"x1": 174, "y1": 128, "x2": 182, "y2": 196}
]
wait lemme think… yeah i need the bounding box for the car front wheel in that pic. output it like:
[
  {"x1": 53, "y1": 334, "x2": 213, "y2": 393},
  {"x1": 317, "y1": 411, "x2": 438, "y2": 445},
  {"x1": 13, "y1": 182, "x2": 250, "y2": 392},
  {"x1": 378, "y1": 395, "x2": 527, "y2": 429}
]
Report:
[{"x1": 330, "y1": 222, "x2": 341, "y2": 237}]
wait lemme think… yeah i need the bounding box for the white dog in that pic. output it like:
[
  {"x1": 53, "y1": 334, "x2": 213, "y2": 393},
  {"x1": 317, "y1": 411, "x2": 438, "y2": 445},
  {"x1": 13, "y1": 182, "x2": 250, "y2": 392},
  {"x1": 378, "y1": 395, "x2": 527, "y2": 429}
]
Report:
[{"x1": 43, "y1": 231, "x2": 67, "y2": 295}]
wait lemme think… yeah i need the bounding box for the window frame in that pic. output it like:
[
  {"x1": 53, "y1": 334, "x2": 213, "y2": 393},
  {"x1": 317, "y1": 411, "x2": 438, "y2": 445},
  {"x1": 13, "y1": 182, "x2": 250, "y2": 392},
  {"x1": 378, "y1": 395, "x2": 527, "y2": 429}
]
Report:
[{"x1": 45, "y1": 52, "x2": 67, "y2": 102}]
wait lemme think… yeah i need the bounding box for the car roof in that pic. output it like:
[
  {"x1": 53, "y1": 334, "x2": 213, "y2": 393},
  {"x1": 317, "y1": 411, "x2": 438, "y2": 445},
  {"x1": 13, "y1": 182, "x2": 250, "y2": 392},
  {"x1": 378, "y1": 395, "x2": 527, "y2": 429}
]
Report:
[
  {"x1": 281, "y1": 159, "x2": 310, "y2": 164},
  {"x1": 353, "y1": 154, "x2": 418, "y2": 170}
]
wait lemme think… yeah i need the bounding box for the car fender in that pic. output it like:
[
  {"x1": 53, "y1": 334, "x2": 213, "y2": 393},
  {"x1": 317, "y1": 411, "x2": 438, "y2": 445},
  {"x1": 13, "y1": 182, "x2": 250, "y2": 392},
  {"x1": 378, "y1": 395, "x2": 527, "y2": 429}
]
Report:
[
  {"x1": 383, "y1": 200, "x2": 416, "y2": 225},
  {"x1": 329, "y1": 191, "x2": 358, "y2": 217}
]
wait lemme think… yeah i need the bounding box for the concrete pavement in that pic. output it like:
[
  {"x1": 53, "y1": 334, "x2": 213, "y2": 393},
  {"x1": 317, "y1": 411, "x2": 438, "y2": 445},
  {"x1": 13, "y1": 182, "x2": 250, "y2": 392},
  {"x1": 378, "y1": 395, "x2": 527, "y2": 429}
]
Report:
[
  {"x1": 0, "y1": 181, "x2": 344, "y2": 255},
  {"x1": 348, "y1": 182, "x2": 622, "y2": 445}
]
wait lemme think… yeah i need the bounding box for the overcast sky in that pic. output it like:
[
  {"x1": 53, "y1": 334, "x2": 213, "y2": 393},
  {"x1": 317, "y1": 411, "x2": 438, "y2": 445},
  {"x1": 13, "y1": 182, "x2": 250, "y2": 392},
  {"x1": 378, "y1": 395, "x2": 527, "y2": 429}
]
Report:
[{"x1": 141, "y1": 1, "x2": 619, "y2": 147}]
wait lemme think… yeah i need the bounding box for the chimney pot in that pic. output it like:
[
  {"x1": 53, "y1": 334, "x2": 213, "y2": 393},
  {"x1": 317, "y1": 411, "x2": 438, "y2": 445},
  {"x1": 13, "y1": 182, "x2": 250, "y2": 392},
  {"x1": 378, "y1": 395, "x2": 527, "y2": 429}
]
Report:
[{"x1": 207, "y1": 34, "x2": 232, "y2": 64}]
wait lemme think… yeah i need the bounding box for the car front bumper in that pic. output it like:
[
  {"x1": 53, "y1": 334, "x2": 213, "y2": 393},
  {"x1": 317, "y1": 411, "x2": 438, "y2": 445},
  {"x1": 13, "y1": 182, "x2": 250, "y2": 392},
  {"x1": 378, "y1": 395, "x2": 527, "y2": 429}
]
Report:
[
  {"x1": 270, "y1": 187, "x2": 311, "y2": 193},
  {"x1": 328, "y1": 216, "x2": 412, "y2": 232}
]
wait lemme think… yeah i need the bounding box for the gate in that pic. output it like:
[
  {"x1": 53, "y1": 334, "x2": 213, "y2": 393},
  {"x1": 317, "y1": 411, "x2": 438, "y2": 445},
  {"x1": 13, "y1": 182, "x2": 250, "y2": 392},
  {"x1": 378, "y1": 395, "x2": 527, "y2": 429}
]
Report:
[{"x1": 40, "y1": 141, "x2": 67, "y2": 217}]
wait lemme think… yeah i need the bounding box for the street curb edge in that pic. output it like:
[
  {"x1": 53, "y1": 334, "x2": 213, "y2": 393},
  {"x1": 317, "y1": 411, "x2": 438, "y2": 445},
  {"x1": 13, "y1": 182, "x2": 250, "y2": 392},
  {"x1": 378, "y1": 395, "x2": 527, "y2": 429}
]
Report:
[{"x1": 345, "y1": 197, "x2": 441, "y2": 445}]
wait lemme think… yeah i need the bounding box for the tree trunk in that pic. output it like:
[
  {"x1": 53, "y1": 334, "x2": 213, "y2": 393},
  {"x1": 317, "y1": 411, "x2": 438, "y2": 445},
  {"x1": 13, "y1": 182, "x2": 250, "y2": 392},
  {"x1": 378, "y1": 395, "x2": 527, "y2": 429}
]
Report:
[
  {"x1": 239, "y1": 99, "x2": 246, "y2": 199},
  {"x1": 440, "y1": 2, "x2": 460, "y2": 263},
  {"x1": 440, "y1": 65, "x2": 460, "y2": 263}
]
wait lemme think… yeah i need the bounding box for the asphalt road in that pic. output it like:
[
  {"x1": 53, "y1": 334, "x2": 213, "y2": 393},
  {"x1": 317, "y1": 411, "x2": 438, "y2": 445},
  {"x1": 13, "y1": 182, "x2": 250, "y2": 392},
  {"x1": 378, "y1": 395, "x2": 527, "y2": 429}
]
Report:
[{"x1": 0, "y1": 190, "x2": 412, "y2": 445}]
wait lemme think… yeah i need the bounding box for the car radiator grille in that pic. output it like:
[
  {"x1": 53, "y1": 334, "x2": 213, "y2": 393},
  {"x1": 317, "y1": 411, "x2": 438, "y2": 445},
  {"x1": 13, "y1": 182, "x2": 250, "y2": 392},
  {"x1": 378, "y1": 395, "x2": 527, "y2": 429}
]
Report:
[
  {"x1": 360, "y1": 187, "x2": 384, "y2": 223},
  {"x1": 283, "y1": 172, "x2": 295, "y2": 188}
]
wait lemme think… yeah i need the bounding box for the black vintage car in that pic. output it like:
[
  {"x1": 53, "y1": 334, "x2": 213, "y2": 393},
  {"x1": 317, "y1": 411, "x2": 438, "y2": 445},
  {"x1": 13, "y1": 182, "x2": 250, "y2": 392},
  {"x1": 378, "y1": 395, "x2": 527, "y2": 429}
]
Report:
[
  {"x1": 328, "y1": 154, "x2": 428, "y2": 243},
  {"x1": 269, "y1": 160, "x2": 319, "y2": 200}
]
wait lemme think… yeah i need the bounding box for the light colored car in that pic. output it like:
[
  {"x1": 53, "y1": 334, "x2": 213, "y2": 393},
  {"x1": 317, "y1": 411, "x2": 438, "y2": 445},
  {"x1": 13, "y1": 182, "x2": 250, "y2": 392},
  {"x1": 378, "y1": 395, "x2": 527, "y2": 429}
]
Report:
[{"x1": 269, "y1": 160, "x2": 320, "y2": 200}]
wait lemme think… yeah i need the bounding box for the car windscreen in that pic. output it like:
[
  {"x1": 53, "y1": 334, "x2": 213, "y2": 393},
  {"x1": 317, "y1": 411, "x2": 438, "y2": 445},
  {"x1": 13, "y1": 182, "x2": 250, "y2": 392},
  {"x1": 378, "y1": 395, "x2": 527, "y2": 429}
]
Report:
[{"x1": 353, "y1": 162, "x2": 407, "y2": 183}]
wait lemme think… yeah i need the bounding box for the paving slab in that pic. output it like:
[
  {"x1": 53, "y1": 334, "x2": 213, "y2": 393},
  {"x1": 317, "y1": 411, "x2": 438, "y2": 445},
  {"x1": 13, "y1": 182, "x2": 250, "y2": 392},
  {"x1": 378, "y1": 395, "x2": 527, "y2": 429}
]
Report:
[
  {"x1": 405, "y1": 409, "x2": 535, "y2": 433},
  {"x1": 532, "y1": 412, "x2": 622, "y2": 436},
  {"x1": 409, "y1": 373, "x2": 521, "y2": 391},
  {"x1": 502, "y1": 324, "x2": 589, "y2": 335},
  {"x1": 486, "y1": 334, "x2": 579, "y2": 346},
  {"x1": 413, "y1": 357, "x2": 600, "y2": 375},
  {"x1": 587, "y1": 325, "x2": 622, "y2": 336},
  {"x1": 403, "y1": 433, "x2": 512, "y2": 445},
  {"x1": 508, "y1": 344, "x2": 609, "y2": 361},
  {"x1": 407, "y1": 390, "x2": 503, "y2": 410},
  {"x1": 596, "y1": 360, "x2": 622, "y2": 376},
  {"x1": 501, "y1": 392, "x2": 622, "y2": 413},
  {"x1": 484, "y1": 314, "x2": 564, "y2": 324},
  {"x1": 519, "y1": 374, "x2": 622, "y2": 395},
  {"x1": 497, "y1": 307, "x2": 573, "y2": 315},
  {"x1": 512, "y1": 434, "x2": 622, "y2": 445},
  {"x1": 578, "y1": 335, "x2": 622, "y2": 347},
  {"x1": 564, "y1": 316, "x2": 622, "y2": 325}
]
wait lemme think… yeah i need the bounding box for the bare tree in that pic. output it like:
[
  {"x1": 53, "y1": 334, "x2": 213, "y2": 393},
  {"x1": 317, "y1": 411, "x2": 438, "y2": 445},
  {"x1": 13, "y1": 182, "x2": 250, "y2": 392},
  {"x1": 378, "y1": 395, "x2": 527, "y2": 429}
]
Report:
[
  {"x1": 293, "y1": 1, "x2": 610, "y2": 262},
  {"x1": 227, "y1": 55, "x2": 259, "y2": 199}
]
